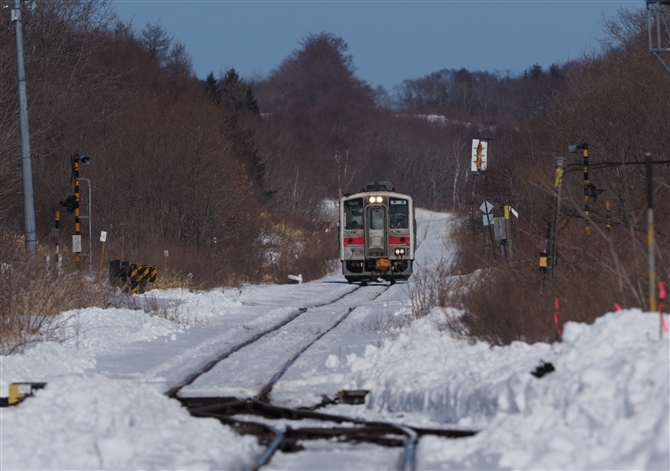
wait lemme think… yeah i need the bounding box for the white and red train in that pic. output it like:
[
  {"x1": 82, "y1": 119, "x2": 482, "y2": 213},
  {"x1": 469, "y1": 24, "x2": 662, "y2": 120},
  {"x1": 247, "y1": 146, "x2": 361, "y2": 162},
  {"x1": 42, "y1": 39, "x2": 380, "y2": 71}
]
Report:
[{"x1": 339, "y1": 181, "x2": 416, "y2": 284}]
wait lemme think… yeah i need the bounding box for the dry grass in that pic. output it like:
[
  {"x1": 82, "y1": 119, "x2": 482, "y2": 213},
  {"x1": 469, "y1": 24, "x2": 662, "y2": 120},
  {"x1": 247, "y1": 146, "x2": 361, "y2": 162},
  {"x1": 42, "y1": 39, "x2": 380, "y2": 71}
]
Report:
[
  {"x1": 406, "y1": 212, "x2": 661, "y2": 346},
  {"x1": 0, "y1": 252, "x2": 121, "y2": 353},
  {"x1": 151, "y1": 267, "x2": 193, "y2": 290},
  {"x1": 0, "y1": 237, "x2": 187, "y2": 353},
  {"x1": 258, "y1": 212, "x2": 339, "y2": 284},
  {"x1": 407, "y1": 259, "x2": 455, "y2": 320},
  {"x1": 136, "y1": 295, "x2": 183, "y2": 324}
]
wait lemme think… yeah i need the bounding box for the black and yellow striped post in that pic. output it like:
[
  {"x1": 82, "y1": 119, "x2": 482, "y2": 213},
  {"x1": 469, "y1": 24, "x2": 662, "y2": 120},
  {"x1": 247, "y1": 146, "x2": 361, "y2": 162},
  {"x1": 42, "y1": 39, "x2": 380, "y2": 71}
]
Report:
[
  {"x1": 1, "y1": 383, "x2": 46, "y2": 407},
  {"x1": 582, "y1": 144, "x2": 590, "y2": 235},
  {"x1": 73, "y1": 156, "x2": 81, "y2": 267}
]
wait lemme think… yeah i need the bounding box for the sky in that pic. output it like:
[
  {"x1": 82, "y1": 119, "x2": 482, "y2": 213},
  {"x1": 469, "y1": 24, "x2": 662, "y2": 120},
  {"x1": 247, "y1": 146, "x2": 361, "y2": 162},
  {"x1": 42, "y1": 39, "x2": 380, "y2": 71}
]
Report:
[
  {"x1": 1, "y1": 208, "x2": 668, "y2": 469},
  {"x1": 112, "y1": 0, "x2": 641, "y2": 91}
]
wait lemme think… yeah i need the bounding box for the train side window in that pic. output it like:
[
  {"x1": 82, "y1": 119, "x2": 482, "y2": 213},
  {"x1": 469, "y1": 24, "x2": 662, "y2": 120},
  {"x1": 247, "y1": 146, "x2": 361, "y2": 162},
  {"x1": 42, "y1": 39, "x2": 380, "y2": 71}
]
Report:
[
  {"x1": 344, "y1": 198, "x2": 364, "y2": 230},
  {"x1": 389, "y1": 198, "x2": 409, "y2": 229}
]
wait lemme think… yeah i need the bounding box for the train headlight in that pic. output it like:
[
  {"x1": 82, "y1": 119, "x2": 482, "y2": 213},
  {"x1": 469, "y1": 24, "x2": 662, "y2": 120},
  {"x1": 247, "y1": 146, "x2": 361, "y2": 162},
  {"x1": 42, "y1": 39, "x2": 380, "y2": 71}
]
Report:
[
  {"x1": 369, "y1": 196, "x2": 375, "y2": 203},
  {"x1": 394, "y1": 248, "x2": 406, "y2": 256},
  {"x1": 376, "y1": 196, "x2": 383, "y2": 203},
  {"x1": 368, "y1": 196, "x2": 384, "y2": 204}
]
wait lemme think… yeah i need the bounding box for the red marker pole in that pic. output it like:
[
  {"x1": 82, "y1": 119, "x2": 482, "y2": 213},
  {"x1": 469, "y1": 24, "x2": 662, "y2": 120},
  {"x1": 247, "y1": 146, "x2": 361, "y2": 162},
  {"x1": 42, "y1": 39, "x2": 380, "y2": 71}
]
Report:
[{"x1": 659, "y1": 281, "x2": 668, "y2": 338}]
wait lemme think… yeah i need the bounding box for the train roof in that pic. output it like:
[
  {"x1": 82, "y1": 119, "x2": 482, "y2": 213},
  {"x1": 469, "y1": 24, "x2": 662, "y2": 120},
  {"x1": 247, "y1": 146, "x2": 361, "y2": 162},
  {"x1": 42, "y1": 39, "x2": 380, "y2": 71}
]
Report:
[
  {"x1": 341, "y1": 181, "x2": 413, "y2": 201},
  {"x1": 360, "y1": 181, "x2": 394, "y2": 192},
  {"x1": 342, "y1": 189, "x2": 413, "y2": 201}
]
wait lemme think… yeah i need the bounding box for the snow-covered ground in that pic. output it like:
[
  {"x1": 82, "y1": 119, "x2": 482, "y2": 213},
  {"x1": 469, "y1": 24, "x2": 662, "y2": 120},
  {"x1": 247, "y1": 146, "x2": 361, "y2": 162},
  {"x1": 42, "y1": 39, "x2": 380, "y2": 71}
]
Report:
[{"x1": 1, "y1": 209, "x2": 668, "y2": 470}]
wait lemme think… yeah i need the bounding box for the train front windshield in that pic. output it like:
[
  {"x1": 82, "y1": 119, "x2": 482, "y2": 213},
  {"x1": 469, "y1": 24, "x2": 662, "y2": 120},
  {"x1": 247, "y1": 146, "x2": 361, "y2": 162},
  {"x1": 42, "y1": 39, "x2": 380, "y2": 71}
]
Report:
[
  {"x1": 389, "y1": 197, "x2": 409, "y2": 229},
  {"x1": 369, "y1": 207, "x2": 385, "y2": 230},
  {"x1": 344, "y1": 198, "x2": 364, "y2": 229}
]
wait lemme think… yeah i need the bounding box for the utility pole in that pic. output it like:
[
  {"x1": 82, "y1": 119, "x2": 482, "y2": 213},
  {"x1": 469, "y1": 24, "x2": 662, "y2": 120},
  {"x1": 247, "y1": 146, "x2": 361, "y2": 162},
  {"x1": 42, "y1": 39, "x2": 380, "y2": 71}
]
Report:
[
  {"x1": 12, "y1": 0, "x2": 36, "y2": 254},
  {"x1": 647, "y1": 0, "x2": 670, "y2": 74}
]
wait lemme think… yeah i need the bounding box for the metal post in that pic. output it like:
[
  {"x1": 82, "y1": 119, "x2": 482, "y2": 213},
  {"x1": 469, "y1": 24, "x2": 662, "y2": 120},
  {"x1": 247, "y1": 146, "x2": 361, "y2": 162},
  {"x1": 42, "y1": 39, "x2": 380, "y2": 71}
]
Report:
[
  {"x1": 53, "y1": 211, "x2": 62, "y2": 275},
  {"x1": 647, "y1": 0, "x2": 670, "y2": 75},
  {"x1": 583, "y1": 145, "x2": 590, "y2": 235},
  {"x1": 645, "y1": 152, "x2": 656, "y2": 314},
  {"x1": 503, "y1": 204, "x2": 512, "y2": 260},
  {"x1": 53, "y1": 210, "x2": 60, "y2": 252},
  {"x1": 548, "y1": 157, "x2": 567, "y2": 273},
  {"x1": 12, "y1": 0, "x2": 36, "y2": 254},
  {"x1": 79, "y1": 177, "x2": 93, "y2": 272}
]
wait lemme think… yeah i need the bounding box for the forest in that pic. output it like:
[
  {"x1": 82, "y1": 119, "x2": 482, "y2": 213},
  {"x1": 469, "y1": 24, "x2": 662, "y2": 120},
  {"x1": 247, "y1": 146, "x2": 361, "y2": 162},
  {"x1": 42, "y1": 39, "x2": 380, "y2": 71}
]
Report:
[{"x1": 1, "y1": 0, "x2": 669, "y2": 344}]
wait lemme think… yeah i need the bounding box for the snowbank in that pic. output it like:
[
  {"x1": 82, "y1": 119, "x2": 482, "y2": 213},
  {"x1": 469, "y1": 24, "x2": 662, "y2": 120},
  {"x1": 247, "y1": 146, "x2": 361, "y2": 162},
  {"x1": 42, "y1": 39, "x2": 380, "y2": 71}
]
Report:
[
  {"x1": 347, "y1": 308, "x2": 670, "y2": 469},
  {"x1": 1, "y1": 376, "x2": 260, "y2": 470}
]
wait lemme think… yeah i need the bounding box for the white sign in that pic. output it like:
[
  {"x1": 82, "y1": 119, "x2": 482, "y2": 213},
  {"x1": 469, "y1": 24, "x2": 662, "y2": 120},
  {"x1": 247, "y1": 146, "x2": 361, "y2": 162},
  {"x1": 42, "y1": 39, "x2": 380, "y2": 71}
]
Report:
[
  {"x1": 482, "y1": 214, "x2": 493, "y2": 226},
  {"x1": 471, "y1": 139, "x2": 488, "y2": 172},
  {"x1": 509, "y1": 206, "x2": 519, "y2": 218},
  {"x1": 100, "y1": 231, "x2": 107, "y2": 242},
  {"x1": 164, "y1": 250, "x2": 169, "y2": 258},
  {"x1": 72, "y1": 235, "x2": 82, "y2": 252},
  {"x1": 479, "y1": 201, "x2": 494, "y2": 213},
  {"x1": 287, "y1": 274, "x2": 303, "y2": 284}
]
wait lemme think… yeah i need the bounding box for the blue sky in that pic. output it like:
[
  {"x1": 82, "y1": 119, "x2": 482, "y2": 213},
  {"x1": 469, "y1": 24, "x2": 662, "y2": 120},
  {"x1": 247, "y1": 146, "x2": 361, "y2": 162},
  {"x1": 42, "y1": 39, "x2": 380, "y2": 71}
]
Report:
[{"x1": 113, "y1": 0, "x2": 640, "y2": 90}]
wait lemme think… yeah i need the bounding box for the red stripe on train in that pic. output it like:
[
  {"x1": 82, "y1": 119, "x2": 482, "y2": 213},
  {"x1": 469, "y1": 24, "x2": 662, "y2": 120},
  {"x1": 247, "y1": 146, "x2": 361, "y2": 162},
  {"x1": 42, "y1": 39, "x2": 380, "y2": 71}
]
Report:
[
  {"x1": 389, "y1": 236, "x2": 410, "y2": 245},
  {"x1": 343, "y1": 237, "x2": 365, "y2": 246}
]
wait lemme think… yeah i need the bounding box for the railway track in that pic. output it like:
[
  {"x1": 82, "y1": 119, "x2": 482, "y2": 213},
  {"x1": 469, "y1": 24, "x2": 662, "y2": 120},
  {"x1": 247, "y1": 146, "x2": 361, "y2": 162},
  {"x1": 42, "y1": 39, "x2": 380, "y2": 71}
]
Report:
[
  {"x1": 167, "y1": 284, "x2": 386, "y2": 399},
  {"x1": 415, "y1": 219, "x2": 432, "y2": 251},
  {"x1": 165, "y1": 283, "x2": 477, "y2": 470},
  {"x1": 181, "y1": 396, "x2": 476, "y2": 471}
]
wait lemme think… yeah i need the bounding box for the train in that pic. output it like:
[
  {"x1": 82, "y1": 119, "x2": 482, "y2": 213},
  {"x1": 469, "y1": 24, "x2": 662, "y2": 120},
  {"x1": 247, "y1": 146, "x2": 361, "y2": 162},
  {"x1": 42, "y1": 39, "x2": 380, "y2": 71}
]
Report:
[{"x1": 339, "y1": 181, "x2": 416, "y2": 284}]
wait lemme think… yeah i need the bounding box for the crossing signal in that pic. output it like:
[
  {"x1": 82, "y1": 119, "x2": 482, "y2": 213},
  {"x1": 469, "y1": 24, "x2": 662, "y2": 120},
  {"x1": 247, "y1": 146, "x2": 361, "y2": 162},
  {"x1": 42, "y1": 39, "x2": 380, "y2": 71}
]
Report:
[{"x1": 60, "y1": 195, "x2": 76, "y2": 213}]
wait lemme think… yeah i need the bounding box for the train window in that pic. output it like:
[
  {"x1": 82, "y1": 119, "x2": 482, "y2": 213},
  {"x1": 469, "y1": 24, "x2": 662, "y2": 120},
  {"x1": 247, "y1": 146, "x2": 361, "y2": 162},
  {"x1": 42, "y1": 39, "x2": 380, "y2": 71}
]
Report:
[
  {"x1": 369, "y1": 207, "x2": 385, "y2": 230},
  {"x1": 344, "y1": 198, "x2": 364, "y2": 230},
  {"x1": 389, "y1": 198, "x2": 409, "y2": 229}
]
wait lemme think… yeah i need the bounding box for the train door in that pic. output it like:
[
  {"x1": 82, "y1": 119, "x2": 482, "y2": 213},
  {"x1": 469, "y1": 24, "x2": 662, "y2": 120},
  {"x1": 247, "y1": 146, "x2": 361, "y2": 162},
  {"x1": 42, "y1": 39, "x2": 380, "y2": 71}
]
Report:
[{"x1": 366, "y1": 205, "x2": 387, "y2": 257}]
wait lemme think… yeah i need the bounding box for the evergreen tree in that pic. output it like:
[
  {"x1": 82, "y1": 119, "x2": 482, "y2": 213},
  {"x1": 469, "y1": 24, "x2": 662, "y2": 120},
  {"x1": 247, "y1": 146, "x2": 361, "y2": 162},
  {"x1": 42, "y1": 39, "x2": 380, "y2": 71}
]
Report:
[
  {"x1": 205, "y1": 72, "x2": 221, "y2": 105},
  {"x1": 221, "y1": 69, "x2": 259, "y2": 114}
]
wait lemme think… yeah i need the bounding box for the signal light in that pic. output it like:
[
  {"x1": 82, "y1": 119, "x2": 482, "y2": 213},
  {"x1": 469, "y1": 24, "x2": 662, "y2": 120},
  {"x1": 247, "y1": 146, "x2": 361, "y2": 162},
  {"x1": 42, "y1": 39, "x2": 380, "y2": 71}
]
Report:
[{"x1": 60, "y1": 195, "x2": 76, "y2": 213}]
